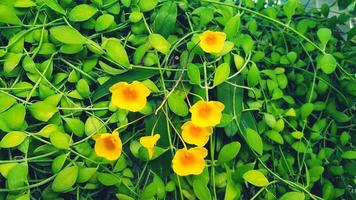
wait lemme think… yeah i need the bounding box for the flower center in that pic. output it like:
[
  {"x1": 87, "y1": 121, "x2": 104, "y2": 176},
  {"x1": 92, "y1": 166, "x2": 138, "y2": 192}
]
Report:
[
  {"x1": 205, "y1": 35, "x2": 217, "y2": 45},
  {"x1": 103, "y1": 137, "x2": 117, "y2": 150},
  {"x1": 180, "y1": 151, "x2": 196, "y2": 165},
  {"x1": 198, "y1": 104, "x2": 212, "y2": 118},
  {"x1": 189, "y1": 126, "x2": 203, "y2": 137},
  {"x1": 122, "y1": 86, "x2": 138, "y2": 101}
]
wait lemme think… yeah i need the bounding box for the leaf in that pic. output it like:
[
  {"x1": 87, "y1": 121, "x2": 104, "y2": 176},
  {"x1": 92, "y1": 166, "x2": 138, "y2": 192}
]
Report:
[
  {"x1": 50, "y1": 131, "x2": 70, "y2": 149},
  {"x1": 213, "y1": 63, "x2": 230, "y2": 86},
  {"x1": 0, "y1": 131, "x2": 27, "y2": 148},
  {"x1": 43, "y1": 0, "x2": 66, "y2": 15},
  {"x1": 317, "y1": 28, "x2": 332, "y2": 47},
  {"x1": 138, "y1": 0, "x2": 159, "y2": 12},
  {"x1": 52, "y1": 154, "x2": 67, "y2": 173},
  {"x1": 2, "y1": 104, "x2": 26, "y2": 130},
  {"x1": 92, "y1": 68, "x2": 158, "y2": 102},
  {"x1": 224, "y1": 14, "x2": 240, "y2": 40},
  {"x1": 29, "y1": 101, "x2": 58, "y2": 122},
  {"x1": 280, "y1": 192, "x2": 305, "y2": 200},
  {"x1": 217, "y1": 141, "x2": 241, "y2": 164},
  {"x1": 153, "y1": 1, "x2": 177, "y2": 37},
  {"x1": 300, "y1": 103, "x2": 314, "y2": 119},
  {"x1": 52, "y1": 166, "x2": 78, "y2": 192},
  {"x1": 283, "y1": 0, "x2": 301, "y2": 20},
  {"x1": 193, "y1": 178, "x2": 212, "y2": 200},
  {"x1": 243, "y1": 170, "x2": 269, "y2": 187},
  {"x1": 317, "y1": 54, "x2": 337, "y2": 74},
  {"x1": 167, "y1": 92, "x2": 189, "y2": 117},
  {"x1": 7, "y1": 163, "x2": 28, "y2": 190},
  {"x1": 0, "y1": 93, "x2": 16, "y2": 113},
  {"x1": 148, "y1": 34, "x2": 171, "y2": 55},
  {"x1": 187, "y1": 63, "x2": 201, "y2": 85},
  {"x1": 4, "y1": 53, "x2": 22, "y2": 74},
  {"x1": 265, "y1": 130, "x2": 284, "y2": 144},
  {"x1": 224, "y1": 179, "x2": 241, "y2": 200},
  {"x1": 77, "y1": 168, "x2": 96, "y2": 183},
  {"x1": 104, "y1": 38, "x2": 130, "y2": 67},
  {"x1": 240, "y1": 34, "x2": 254, "y2": 54},
  {"x1": 0, "y1": 5, "x2": 22, "y2": 25},
  {"x1": 97, "y1": 173, "x2": 121, "y2": 186},
  {"x1": 292, "y1": 141, "x2": 307, "y2": 153},
  {"x1": 247, "y1": 63, "x2": 260, "y2": 87},
  {"x1": 341, "y1": 151, "x2": 356, "y2": 160},
  {"x1": 84, "y1": 116, "x2": 107, "y2": 136},
  {"x1": 245, "y1": 128, "x2": 263, "y2": 155},
  {"x1": 14, "y1": 0, "x2": 36, "y2": 8},
  {"x1": 69, "y1": 4, "x2": 98, "y2": 22},
  {"x1": 50, "y1": 26, "x2": 86, "y2": 45},
  {"x1": 95, "y1": 14, "x2": 115, "y2": 32},
  {"x1": 64, "y1": 118, "x2": 85, "y2": 137},
  {"x1": 263, "y1": 113, "x2": 276, "y2": 128},
  {"x1": 76, "y1": 79, "x2": 91, "y2": 98}
]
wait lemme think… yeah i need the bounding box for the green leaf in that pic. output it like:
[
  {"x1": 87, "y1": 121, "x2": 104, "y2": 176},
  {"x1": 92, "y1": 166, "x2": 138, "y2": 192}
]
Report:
[
  {"x1": 69, "y1": 4, "x2": 98, "y2": 22},
  {"x1": 214, "y1": 63, "x2": 230, "y2": 86},
  {"x1": 341, "y1": 151, "x2": 356, "y2": 160},
  {"x1": 292, "y1": 141, "x2": 308, "y2": 153},
  {"x1": 148, "y1": 34, "x2": 171, "y2": 55},
  {"x1": 317, "y1": 28, "x2": 332, "y2": 47},
  {"x1": 2, "y1": 104, "x2": 26, "y2": 130},
  {"x1": 217, "y1": 141, "x2": 241, "y2": 164},
  {"x1": 14, "y1": 0, "x2": 35, "y2": 8},
  {"x1": 243, "y1": 170, "x2": 269, "y2": 187},
  {"x1": 0, "y1": 131, "x2": 27, "y2": 148},
  {"x1": 43, "y1": 0, "x2": 66, "y2": 14},
  {"x1": 4, "y1": 53, "x2": 22, "y2": 74},
  {"x1": 76, "y1": 79, "x2": 91, "y2": 98},
  {"x1": 263, "y1": 113, "x2": 276, "y2": 128},
  {"x1": 50, "y1": 25, "x2": 86, "y2": 45},
  {"x1": 153, "y1": 1, "x2": 177, "y2": 37},
  {"x1": 84, "y1": 116, "x2": 107, "y2": 136},
  {"x1": 92, "y1": 68, "x2": 158, "y2": 102},
  {"x1": 247, "y1": 63, "x2": 260, "y2": 87},
  {"x1": 280, "y1": 192, "x2": 305, "y2": 200},
  {"x1": 167, "y1": 92, "x2": 188, "y2": 117},
  {"x1": 224, "y1": 14, "x2": 240, "y2": 40},
  {"x1": 246, "y1": 128, "x2": 263, "y2": 155},
  {"x1": 7, "y1": 163, "x2": 28, "y2": 190},
  {"x1": 0, "y1": 93, "x2": 16, "y2": 113},
  {"x1": 265, "y1": 130, "x2": 284, "y2": 144},
  {"x1": 240, "y1": 34, "x2": 254, "y2": 54},
  {"x1": 317, "y1": 54, "x2": 337, "y2": 74},
  {"x1": 52, "y1": 154, "x2": 67, "y2": 173},
  {"x1": 193, "y1": 178, "x2": 211, "y2": 200},
  {"x1": 29, "y1": 101, "x2": 58, "y2": 122},
  {"x1": 97, "y1": 173, "x2": 121, "y2": 186},
  {"x1": 64, "y1": 118, "x2": 85, "y2": 137},
  {"x1": 50, "y1": 131, "x2": 70, "y2": 149},
  {"x1": 77, "y1": 167, "x2": 97, "y2": 183},
  {"x1": 187, "y1": 63, "x2": 201, "y2": 85},
  {"x1": 104, "y1": 38, "x2": 130, "y2": 68},
  {"x1": 300, "y1": 103, "x2": 313, "y2": 119},
  {"x1": 138, "y1": 0, "x2": 159, "y2": 12},
  {"x1": 0, "y1": 5, "x2": 22, "y2": 25},
  {"x1": 283, "y1": 0, "x2": 301, "y2": 20},
  {"x1": 52, "y1": 166, "x2": 78, "y2": 192},
  {"x1": 95, "y1": 14, "x2": 115, "y2": 32}
]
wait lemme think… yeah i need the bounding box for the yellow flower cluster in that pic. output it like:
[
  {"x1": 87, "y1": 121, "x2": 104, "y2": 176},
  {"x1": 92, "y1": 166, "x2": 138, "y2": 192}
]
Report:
[
  {"x1": 172, "y1": 100, "x2": 225, "y2": 176},
  {"x1": 94, "y1": 30, "x2": 226, "y2": 175}
]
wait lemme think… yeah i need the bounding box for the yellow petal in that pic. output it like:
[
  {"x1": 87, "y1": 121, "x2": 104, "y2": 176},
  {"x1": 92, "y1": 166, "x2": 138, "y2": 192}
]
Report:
[
  {"x1": 94, "y1": 132, "x2": 122, "y2": 161},
  {"x1": 172, "y1": 148, "x2": 207, "y2": 176},
  {"x1": 181, "y1": 121, "x2": 213, "y2": 147},
  {"x1": 190, "y1": 101, "x2": 225, "y2": 127},
  {"x1": 199, "y1": 31, "x2": 226, "y2": 53}
]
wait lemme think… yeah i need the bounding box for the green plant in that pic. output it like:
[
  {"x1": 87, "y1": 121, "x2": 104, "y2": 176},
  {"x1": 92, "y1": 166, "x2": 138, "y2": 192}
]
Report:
[{"x1": 0, "y1": 0, "x2": 355, "y2": 199}]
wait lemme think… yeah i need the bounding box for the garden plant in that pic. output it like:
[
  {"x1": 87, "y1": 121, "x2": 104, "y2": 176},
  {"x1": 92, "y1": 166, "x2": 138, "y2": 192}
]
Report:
[{"x1": 0, "y1": 0, "x2": 355, "y2": 199}]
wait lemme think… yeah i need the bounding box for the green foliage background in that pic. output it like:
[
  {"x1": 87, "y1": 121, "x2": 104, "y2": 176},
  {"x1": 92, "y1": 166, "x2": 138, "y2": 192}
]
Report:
[{"x1": 0, "y1": 0, "x2": 355, "y2": 199}]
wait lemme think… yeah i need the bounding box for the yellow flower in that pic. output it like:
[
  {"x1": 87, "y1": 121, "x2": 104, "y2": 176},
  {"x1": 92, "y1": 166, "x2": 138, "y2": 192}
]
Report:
[
  {"x1": 139, "y1": 134, "x2": 160, "y2": 159},
  {"x1": 199, "y1": 31, "x2": 226, "y2": 53},
  {"x1": 94, "y1": 131, "x2": 122, "y2": 161},
  {"x1": 190, "y1": 100, "x2": 225, "y2": 127},
  {"x1": 109, "y1": 81, "x2": 151, "y2": 112},
  {"x1": 181, "y1": 121, "x2": 213, "y2": 147},
  {"x1": 172, "y1": 147, "x2": 208, "y2": 176}
]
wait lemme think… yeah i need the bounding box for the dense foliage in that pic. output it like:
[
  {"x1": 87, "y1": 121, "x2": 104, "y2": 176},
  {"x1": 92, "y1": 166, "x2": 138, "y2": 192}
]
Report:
[{"x1": 0, "y1": 0, "x2": 355, "y2": 199}]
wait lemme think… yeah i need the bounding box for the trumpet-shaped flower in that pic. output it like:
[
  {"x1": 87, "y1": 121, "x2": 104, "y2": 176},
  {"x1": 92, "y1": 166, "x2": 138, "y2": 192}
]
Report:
[
  {"x1": 139, "y1": 134, "x2": 160, "y2": 159},
  {"x1": 182, "y1": 121, "x2": 213, "y2": 147},
  {"x1": 190, "y1": 101, "x2": 225, "y2": 127},
  {"x1": 94, "y1": 131, "x2": 122, "y2": 161},
  {"x1": 199, "y1": 31, "x2": 226, "y2": 53},
  {"x1": 172, "y1": 147, "x2": 208, "y2": 176},
  {"x1": 109, "y1": 81, "x2": 151, "y2": 112}
]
